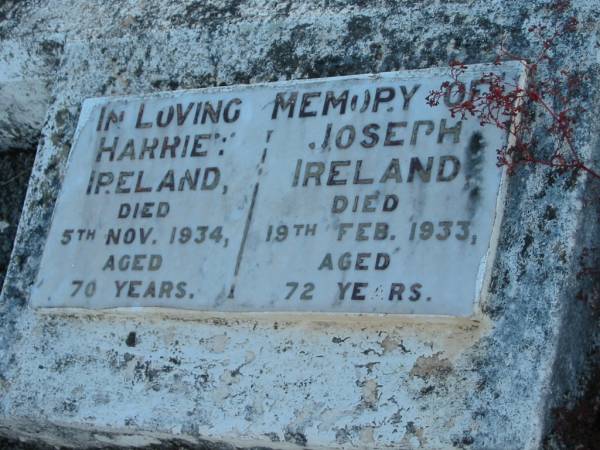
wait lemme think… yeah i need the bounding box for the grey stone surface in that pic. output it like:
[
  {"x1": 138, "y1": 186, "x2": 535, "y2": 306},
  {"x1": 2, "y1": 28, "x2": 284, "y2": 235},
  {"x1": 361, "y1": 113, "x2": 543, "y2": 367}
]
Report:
[
  {"x1": 0, "y1": 1, "x2": 598, "y2": 449},
  {"x1": 0, "y1": 149, "x2": 35, "y2": 290},
  {"x1": 0, "y1": 34, "x2": 59, "y2": 151}
]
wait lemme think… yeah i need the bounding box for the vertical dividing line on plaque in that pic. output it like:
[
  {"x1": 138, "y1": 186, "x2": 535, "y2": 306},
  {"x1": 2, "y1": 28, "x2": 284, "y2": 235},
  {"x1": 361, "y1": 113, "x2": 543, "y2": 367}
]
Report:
[{"x1": 228, "y1": 131, "x2": 273, "y2": 299}]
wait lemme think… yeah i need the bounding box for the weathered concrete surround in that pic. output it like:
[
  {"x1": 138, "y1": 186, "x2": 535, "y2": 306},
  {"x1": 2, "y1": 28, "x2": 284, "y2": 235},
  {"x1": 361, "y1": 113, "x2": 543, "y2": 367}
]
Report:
[{"x1": 1, "y1": 1, "x2": 599, "y2": 449}]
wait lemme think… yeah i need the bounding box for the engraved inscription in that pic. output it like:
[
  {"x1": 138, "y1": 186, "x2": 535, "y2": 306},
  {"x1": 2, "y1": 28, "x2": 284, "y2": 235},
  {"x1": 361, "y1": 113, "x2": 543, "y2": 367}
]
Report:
[{"x1": 31, "y1": 64, "x2": 522, "y2": 316}]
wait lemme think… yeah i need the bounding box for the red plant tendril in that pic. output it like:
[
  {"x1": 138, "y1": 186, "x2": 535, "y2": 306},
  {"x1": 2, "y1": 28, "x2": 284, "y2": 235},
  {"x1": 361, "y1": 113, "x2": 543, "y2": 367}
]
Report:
[{"x1": 426, "y1": 0, "x2": 599, "y2": 181}]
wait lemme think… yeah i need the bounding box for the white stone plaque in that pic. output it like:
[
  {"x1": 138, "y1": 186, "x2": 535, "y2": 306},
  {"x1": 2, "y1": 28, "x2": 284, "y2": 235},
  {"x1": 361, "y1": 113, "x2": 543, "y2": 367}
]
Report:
[{"x1": 31, "y1": 63, "x2": 521, "y2": 316}]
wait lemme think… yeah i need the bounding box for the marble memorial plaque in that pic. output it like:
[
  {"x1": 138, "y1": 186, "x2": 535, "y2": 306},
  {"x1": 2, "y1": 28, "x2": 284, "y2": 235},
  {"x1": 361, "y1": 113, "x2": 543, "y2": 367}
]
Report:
[{"x1": 31, "y1": 63, "x2": 521, "y2": 315}]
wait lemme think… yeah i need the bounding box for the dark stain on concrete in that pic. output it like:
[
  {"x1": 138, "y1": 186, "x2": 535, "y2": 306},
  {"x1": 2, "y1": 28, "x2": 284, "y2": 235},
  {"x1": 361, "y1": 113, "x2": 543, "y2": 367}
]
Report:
[
  {"x1": 283, "y1": 429, "x2": 307, "y2": 447},
  {"x1": 125, "y1": 331, "x2": 137, "y2": 347}
]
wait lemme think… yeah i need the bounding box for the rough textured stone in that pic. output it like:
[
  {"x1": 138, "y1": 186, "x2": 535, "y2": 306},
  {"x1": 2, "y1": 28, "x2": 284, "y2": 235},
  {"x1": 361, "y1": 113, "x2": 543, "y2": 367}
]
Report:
[
  {"x1": 0, "y1": 1, "x2": 598, "y2": 449},
  {"x1": 0, "y1": 37, "x2": 59, "y2": 151},
  {"x1": 0, "y1": 149, "x2": 35, "y2": 290}
]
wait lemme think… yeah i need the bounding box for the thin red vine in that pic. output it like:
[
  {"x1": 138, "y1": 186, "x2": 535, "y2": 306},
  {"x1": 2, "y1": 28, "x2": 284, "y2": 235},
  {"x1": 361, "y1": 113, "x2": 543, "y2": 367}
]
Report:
[{"x1": 426, "y1": 1, "x2": 599, "y2": 181}]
